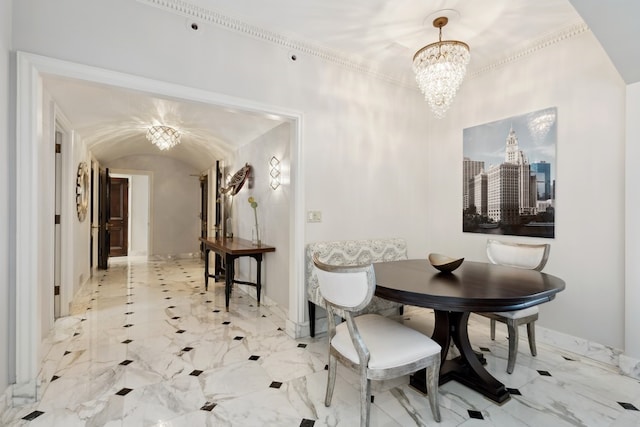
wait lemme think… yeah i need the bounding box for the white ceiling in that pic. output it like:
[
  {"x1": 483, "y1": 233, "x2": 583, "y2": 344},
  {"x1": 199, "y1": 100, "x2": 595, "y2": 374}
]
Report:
[{"x1": 43, "y1": 0, "x2": 638, "y2": 171}]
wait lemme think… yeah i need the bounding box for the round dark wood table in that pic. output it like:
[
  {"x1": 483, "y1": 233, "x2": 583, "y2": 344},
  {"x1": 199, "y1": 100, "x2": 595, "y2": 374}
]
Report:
[{"x1": 373, "y1": 259, "x2": 565, "y2": 404}]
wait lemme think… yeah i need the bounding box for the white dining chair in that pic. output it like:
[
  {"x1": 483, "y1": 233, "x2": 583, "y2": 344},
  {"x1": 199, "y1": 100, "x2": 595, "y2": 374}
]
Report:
[
  {"x1": 481, "y1": 239, "x2": 551, "y2": 374},
  {"x1": 313, "y1": 254, "x2": 441, "y2": 426}
]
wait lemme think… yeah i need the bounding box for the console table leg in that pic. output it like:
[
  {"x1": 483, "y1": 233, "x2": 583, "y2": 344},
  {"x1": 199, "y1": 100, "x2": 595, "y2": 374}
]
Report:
[
  {"x1": 225, "y1": 255, "x2": 234, "y2": 311},
  {"x1": 255, "y1": 256, "x2": 263, "y2": 306},
  {"x1": 204, "y1": 249, "x2": 210, "y2": 291}
]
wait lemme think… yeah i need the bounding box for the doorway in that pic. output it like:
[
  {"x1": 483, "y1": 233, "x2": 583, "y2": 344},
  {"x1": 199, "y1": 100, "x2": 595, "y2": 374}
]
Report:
[
  {"x1": 15, "y1": 53, "x2": 305, "y2": 402},
  {"x1": 108, "y1": 177, "x2": 129, "y2": 257}
]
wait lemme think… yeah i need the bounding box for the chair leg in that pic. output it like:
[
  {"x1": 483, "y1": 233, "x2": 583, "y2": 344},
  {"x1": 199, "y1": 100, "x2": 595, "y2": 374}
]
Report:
[
  {"x1": 325, "y1": 354, "x2": 337, "y2": 407},
  {"x1": 308, "y1": 301, "x2": 316, "y2": 338},
  {"x1": 506, "y1": 319, "x2": 519, "y2": 374},
  {"x1": 359, "y1": 369, "x2": 371, "y2": 427},
  {"x1": 398, "y1": 305, "x2": 404, "y2": 315},
  {"x1": 426, "y1": 359, "x2": 441, "y2": 422},
  {"x1": 490, "y1": 318, "x2": 496, "y2": 340},
  {"x1": 527, "y1": 321, "x2": 537, "y2": 357}
]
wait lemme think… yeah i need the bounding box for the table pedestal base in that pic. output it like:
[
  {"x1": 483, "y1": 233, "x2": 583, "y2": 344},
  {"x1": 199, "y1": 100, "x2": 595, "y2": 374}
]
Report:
[{"x1": 410, "y1": 310, "x2": 510, "y2": 404}]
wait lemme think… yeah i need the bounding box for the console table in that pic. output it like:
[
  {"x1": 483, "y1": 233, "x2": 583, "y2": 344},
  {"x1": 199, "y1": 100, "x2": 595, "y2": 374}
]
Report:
[{"x1": 199, "y1": 237, "x2": 276, "y2": 311}]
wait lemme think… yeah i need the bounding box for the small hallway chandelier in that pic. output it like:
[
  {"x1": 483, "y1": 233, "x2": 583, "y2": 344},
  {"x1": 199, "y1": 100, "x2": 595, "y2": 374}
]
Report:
[
  {"x1": 413, "y1": 16, "x2": 470, "y2": 119},
  {"x1": 146, "y1": 125, "x2": 181, "y2": 150}
]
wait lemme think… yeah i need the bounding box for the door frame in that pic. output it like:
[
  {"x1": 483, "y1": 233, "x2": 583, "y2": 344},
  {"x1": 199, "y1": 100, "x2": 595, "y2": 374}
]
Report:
[
  {"x1": 111, "y1": 170, "x2": 153, "y2": 258},
  {"x1": 15, "y1": 51, "x2": 305, "y2": 401}
]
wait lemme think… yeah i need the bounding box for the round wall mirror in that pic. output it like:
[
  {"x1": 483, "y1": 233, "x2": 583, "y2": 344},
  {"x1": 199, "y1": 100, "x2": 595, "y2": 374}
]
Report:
[{"x1": 76, "y1": 162, "x2": 90, "y2": 222}]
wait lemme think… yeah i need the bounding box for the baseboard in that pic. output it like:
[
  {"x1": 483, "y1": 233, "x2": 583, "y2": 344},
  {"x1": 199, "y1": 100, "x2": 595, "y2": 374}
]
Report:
[
  {"x1": 536, "y1": 325, "x2": 623, "y2": 366},
  {"x1": 619, "y1": 354, "x2": 640, "y2": 380}
]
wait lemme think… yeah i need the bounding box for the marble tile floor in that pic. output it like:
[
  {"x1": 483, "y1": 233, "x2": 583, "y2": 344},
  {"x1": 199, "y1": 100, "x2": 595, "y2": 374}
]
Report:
[{"x1": 2, "y1": 256, "x2": 640, "y2": 426}]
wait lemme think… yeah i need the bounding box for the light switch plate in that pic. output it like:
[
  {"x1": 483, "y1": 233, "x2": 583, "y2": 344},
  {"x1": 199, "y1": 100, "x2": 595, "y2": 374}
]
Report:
[{"x1": 307, "y1": 210, "x2": 322, "y2": 223}]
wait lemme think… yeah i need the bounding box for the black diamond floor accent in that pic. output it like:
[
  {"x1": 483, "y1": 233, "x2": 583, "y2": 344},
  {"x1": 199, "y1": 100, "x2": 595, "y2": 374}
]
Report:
[
  {"x1": 270, "y1": 381, "x2": 283, "y2": 389},
  {"x1": 468, "y1": 410, "x2": 484, "y2": 419},
  {"x1": 479, "y1": 347, "x2": 491, "y2": 352},
  {"x1": 562, "y1": 355, "x2": 576, "y2": 361},
  {"x1": 122, "y1": 339, "x2": 133, "y2": 344},
  {"x1": 213, "y1": 309, "x2": 221, "y2": 313},
  {"x1": 116, "y1": 388, "x2": 133, "y2": 396},
  {"x1": 119, "y1": 359, "x2": 133, "y2": 366},
  {"x1": 618, "y1": 402, "x2": 639, "y2": 411},
  {"x1": 182, "y1": 346, "x2": 193, "y2": 352},
  {"x1": 126, "y1": 302, "x2": 133, "y2": 305},
  {"x1": 249, "y1": 355, "x2": 260, "y2": 361},
  {"x1": 165, "y1": 297, "x2": 172, "y2": 300},
  {"x1": 324, "y1": 365, "x2": 328, "y2": 370},
  {"x1": 64, "y1": 351, "x2": 71, "y2": 356},
  {"x1": 278, "y1": 327, "x2": 283, "y2": 331},
  {"x1": 168, "y1": 305, "x2": 176, "y2": 309},
  {"x1": 298, "y1": 343, "x2": 307, "y2": 348},
  {"x1": 51, "y1": 375, "x2": 60, "y2": 381},
  {"x1": 123, "y1": 324, "x2": 133, "y2": 328},
  {"x1": 507, "y1": 388, "x2": 521, "y2": 395},
  {"x1": 73, "y1": 332, "x2": 80, "y2": 336},
  {"x1": 172, "y1": 316, "x2": 180, "y2": 320},
  {"x1": 222, "y1": 321, "x2": 231, "y2": 325},
  {"x1": 125, "y1": 312, "x2": 134, "y2": 315},
  {"x1": 206, "y1": 300, "x2": 212, "y2": 303},
  {"x1": 22, "y1": 410, "x2": 45, "y2": 421},
  {"x1": 190, "y1": 370, "x2": 203, "y2": 376},
  {"x1": 162, "y1": 290, "x2": 169, "y2": 292},
  {"x1": 201, "y1": 402, "x2": 217, "y2": 411},
  {"x1": 234, "y1": 336, "x2": 244, "y2": 340},
  {"x1": 176, "y1": 330, "x2": 186, "y2": 334},
  {"x1": 537, "y1": 370, "x2": 552, "y2": 376},
  {"x1": 300, "y1": 419, "x2": 315, "y2": 427}
]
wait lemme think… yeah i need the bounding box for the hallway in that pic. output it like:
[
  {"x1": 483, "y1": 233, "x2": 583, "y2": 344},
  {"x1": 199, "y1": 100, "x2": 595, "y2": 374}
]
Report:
[{"x1": 2, "y1": 257, "x2": 640, "y2": 426}]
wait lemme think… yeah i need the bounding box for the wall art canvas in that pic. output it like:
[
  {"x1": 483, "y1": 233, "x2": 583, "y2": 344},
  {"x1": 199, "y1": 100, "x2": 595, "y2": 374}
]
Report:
[{"x1": 462, "y1": 107, "x2": 556, "y2": 238}]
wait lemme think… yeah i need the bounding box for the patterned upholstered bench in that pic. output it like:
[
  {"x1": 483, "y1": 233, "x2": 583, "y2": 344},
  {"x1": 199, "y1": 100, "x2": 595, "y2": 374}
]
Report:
[{"x1": 306, "y1": 238, "x2": 407, "y2": 337}]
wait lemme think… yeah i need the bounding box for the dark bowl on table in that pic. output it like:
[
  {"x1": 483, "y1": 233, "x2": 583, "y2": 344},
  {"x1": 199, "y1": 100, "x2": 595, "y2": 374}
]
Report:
[{"x1": 428, "y1": 253, "x2": 464, "y2": 273}]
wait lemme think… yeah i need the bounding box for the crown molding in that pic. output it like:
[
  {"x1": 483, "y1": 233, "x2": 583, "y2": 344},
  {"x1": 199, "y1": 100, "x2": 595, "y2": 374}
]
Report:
[
  {"x1": 468, "y1": 22, "x2": 590, "y2": 79},
  {"x1": 137, "y1": 0, "x2": 411, "y2": 87},
  {"x1": 138, "y1": 0, "x2": 590, "y2": 89}
]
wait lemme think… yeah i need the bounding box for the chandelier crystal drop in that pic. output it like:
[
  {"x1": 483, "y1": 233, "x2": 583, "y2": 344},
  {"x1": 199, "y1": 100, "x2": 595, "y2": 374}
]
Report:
[
  {"x1": 413, "y1": 17, "x2": 470, "y2": 119},
  {"x1": 146, "y1": 125, "x2": 181, "y2": 150}
]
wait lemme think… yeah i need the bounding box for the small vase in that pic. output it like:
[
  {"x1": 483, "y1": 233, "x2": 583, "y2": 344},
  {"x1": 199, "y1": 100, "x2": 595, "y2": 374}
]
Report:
[{"x1": 252, "y1": 225, "x2": 262, "y2": 246}]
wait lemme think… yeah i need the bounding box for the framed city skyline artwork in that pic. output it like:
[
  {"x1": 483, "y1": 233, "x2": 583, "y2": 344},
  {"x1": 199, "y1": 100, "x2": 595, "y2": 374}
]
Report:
[{"x1": 462, "y1": 107, "x2": 557, "y2": 238}]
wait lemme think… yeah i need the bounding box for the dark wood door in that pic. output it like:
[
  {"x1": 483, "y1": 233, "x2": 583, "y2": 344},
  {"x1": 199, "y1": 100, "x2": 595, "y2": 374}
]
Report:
[
  {"x1": 108, "y1": 177, "x2": 129, "y2": 257},
  {"x1": 97, "y1": 168, "x2": 110, "y2": 269},
  {"x1": 200, "y1": 175, "x2": 208, "y2": 260}
]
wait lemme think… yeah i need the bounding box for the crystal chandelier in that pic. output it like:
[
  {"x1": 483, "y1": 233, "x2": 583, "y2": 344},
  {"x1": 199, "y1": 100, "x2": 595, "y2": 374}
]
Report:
[
  {"x1": 146, "y1": 125, "x2": 181, "y2": 150},
  {"x1": 413, "y1": 17, "x2": 470, "y2": 119}
]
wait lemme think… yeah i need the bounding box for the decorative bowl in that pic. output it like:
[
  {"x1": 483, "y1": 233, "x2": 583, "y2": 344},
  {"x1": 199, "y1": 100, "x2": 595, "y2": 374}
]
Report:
[{"x1": 428, "y1": 253, "x2": 464, "y2": 273}]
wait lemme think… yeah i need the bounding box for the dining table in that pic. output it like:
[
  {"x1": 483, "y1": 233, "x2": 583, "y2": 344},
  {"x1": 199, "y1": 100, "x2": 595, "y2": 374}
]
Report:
[{"x1": 373, "y1": 259, "x2": 565, "y2": 404}]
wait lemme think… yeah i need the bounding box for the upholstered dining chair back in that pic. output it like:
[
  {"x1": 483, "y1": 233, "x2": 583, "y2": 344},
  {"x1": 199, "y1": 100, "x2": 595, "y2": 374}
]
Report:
[
  {"x1": 482, "y1": 239, "x2": 551, "y2": 374},
  {"x1": 486, "y1": 239, "x2": 550, "y2": 271},
  {"x1": 312, "y1": 255, "x2": 376, "y2": 312},
  {"x1": 312, "y1": 253, "x2": 441, "y2": 426}
]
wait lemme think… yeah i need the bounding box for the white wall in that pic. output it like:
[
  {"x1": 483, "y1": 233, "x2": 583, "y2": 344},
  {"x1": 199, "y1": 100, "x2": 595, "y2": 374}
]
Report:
[
  {"x1": 626, "y1": 82, "x2": 640, "y2": 359},
  {"x1": 424, "y1": 30, "x2": 627, "y2": 350},
  {"x1": 232, "y1": 123, "x2": 291, "y2": 309},
  {"x1": 130, "y1": 174, "x2": 151, "y2": 257},
  {"x1": 106, "y1": 155, "x2": 200, "y2": 257},
  {"x1": 1, "y1": 0, "x2": 13, "y2": 395}
]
